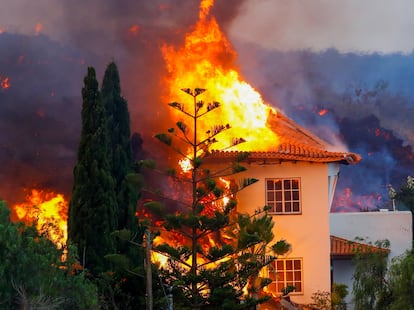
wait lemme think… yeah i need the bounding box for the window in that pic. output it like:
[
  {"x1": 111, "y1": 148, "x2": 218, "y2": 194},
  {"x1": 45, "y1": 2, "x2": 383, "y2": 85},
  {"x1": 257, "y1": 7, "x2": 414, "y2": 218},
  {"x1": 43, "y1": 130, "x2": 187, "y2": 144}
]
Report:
[
  {"x1": 266, "y1": 178, "x2": 301, "y2": 214},
  {"x1": 268, "y1": 258, "x2": 303, "y2": 294}
]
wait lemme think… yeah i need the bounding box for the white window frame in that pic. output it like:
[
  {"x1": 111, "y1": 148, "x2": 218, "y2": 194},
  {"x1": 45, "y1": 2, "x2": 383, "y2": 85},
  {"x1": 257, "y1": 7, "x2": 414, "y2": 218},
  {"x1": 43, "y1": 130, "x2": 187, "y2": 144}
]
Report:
[
  {"x1": 268, "y1": 258, "x2": 304, "y2": 295},
  {"x1": 265, "y1": 178, "x2": 301, "y2": 214}
]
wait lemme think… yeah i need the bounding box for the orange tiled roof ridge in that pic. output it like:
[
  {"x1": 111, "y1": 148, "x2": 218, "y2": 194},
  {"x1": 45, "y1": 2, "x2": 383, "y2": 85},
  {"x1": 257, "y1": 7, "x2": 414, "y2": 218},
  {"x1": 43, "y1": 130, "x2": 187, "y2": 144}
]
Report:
[
  {"x1": 209, "y1": 110, "x2": 362, "y2": 165},
  {"x1": 330, "y1": 235, "x2": 390, "y2": 257}
]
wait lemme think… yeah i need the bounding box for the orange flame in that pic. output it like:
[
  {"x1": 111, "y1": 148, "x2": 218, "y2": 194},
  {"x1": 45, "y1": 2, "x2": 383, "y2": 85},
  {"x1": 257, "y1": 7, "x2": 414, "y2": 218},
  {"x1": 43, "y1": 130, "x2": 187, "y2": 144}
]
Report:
[
  {"x1": 0, "y1": 75, "x2": 10, "y2": 89},
  {"x1": 128, "y1": 24, "x2": 140, "y2": 36},
  {"x1": 161, "y1": 0, "x2": 279, "y2": 152},
  {"x1": 35, "y1": 22, "x2": 43, "y2": 35},
  {"x1": 12, "y1": 189, "x2": 68, "y2": 248},
  {"x1": 318, "y1": 108, "x2": 328, "y2": 116}
]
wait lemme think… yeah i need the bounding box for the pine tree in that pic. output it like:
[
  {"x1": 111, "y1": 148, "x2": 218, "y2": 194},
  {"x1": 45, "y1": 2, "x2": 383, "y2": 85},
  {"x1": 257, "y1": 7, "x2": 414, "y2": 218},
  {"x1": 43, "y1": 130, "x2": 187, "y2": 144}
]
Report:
[
  {"x1": 68, "y1": 67, "x2": 117, "y2": 275},
  {"x1": 101, "y1": 62, "x2": 139, "y2": 232},
  {"x1": 146, "y1": 88, "x2": 288, "y2": 309}
]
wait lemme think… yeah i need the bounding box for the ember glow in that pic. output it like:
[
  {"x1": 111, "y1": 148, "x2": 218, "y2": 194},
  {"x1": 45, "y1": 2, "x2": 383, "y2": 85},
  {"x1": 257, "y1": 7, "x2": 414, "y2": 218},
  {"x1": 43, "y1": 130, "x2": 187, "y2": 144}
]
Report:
[
  {"x1": 318, "y1": 108, "x2": 328, "y2": 116},
  {"x1": 161, "y1": 0, "x2": 279, "y2": 152},
  {"x1": 35, "y1": 22, "x2": 43, "y2": 35},
  {"x1": 128, "y1": 25, "x2": 139, "y2": 36},
  {"x1": 0, "y1": 74, "x2": 10, "y2": 89},
  {"x1": 12, "y1": 189, "x2": 68, "y2": 248}
]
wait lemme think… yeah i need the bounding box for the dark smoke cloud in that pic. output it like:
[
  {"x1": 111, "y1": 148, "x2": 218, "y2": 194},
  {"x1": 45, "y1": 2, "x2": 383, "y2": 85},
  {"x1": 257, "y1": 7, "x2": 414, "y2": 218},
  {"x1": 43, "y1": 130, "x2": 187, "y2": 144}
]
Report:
[
  {"x1": 1, "y1": 0, "x2": 412, "y2": 212},
  {"x1": 0, "y1": 0, "x2": 248, "y2": 204},
  {"x1": 231, "y1": 43, "x2": 414, "y2": 210}
]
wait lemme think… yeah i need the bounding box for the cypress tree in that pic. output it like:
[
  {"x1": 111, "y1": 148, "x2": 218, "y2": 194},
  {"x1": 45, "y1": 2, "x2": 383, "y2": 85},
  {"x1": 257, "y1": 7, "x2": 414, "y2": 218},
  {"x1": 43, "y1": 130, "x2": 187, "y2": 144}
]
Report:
[
  {"x1": 68, "y1": 67, "x2": 117, "y2": 275},
  {"x1": 101, "y1": 62, "x2": 139, "y2": 232}
]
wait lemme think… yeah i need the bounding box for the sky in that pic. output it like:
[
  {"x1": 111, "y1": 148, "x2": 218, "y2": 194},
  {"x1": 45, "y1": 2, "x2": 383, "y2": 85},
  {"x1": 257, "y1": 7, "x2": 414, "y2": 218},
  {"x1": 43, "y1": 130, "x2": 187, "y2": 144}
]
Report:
[{"x1": 229, "y1": 0, "x2": 414, "y2": 54}]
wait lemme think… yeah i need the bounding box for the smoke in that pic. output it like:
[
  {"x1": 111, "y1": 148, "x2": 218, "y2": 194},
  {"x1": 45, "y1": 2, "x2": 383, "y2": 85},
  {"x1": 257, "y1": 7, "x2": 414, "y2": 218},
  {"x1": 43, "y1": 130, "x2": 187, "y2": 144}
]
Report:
[
  {"x1": 0, "y1": 0, "x2": 413, "y2": 212},
  {"x1": 231, "y1": 44, "x2": 414, "y2": 210},
  {"x1": 0, "y1": 0, "x2": 248, "y2": 204}
]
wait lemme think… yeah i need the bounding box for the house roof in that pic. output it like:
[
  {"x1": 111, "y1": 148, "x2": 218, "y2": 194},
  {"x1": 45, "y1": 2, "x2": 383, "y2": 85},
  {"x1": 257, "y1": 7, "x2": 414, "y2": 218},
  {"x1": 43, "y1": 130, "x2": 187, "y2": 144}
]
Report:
[
  {"x1": 209, "y1": 110, "x2": 362, "y2": 165},
  {"x1": 330, "y1": 235, "x2": 390, "y2": 258}
]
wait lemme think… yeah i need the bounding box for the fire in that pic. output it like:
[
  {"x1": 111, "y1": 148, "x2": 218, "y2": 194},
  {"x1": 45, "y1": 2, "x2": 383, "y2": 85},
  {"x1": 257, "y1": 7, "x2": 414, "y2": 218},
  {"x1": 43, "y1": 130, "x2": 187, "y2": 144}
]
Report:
[
  {"x1": 35, "y1": 22, "x2": 43, "y2": 35},
  {"x1": 0, "y1": 74, "x2": 10, "y2": 89},
  {"x1": 128, "y1": 24, "x2": 140, "y2": 36},
  {"x1": 12, "y1": 189, "x2": 68, "y2": 248},
  {"x1": 161, "y1": 0, "x2": 279, "y2": 152},
  {"x1": 333, "y1": 187, "x2": 383, "y2": 212},
  {"x1": 318, "y1": 108, "x2": 328, "y2": 116}
]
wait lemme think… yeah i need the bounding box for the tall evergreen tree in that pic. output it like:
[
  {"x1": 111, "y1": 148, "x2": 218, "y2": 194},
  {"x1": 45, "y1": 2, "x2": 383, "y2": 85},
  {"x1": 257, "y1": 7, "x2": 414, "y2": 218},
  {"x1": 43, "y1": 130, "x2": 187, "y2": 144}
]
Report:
[
  {"x1": 68, "y1": 67, "x2": 117, "y2": 275},
  {"x1": 101, "y1": 62, "x2": 139, "y2": 232}
]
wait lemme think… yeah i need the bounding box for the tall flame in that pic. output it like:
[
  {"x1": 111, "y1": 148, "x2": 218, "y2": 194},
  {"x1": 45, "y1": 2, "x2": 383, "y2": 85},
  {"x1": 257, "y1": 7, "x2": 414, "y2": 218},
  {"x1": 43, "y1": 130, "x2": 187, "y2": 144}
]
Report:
[
  {"x1": 12, "y1": 189, "x2": 68, "y2": 248},
  {"x1": 161, "y1": 0, "x2": 279, "y2": 152}
]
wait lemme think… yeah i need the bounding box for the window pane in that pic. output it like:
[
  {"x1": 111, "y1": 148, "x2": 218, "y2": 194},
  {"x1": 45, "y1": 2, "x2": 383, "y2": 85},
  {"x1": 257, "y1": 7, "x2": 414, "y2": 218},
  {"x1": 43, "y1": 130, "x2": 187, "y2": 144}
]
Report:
[
  {"x1": 294, "y1": 271, "x2": 301, "y2": 280},
  {"x1": 293, "y1": 202, "x2": 300, "y2": 212},
  {"x1": 285, "y1": 202, "x2": 292, "y2": 212},
  {"x1": 267, "y1": 192, "x2": 275, "y2": 202},
  {"x1": 274, "y1": 180, "x2": 282, "y2": 190},
  {"x1": 284, "y1": 180, "x2": 291, "y2": 189},
  {"x1": 295, "y1": 282, "x2": 302, "y2": 292},
  {"x1": 292, "y1": 191, "x2": 299, "y2": 200},
  {"x1": 275, "y1": 191, "x2": 282, "y2": 201},
  {"x1": 268, "y1": 202, "x2": 275, "y2": 212},
  {"x1": 286, "y1": 260, "x2": 293, "y2": 270},
  {"x1": 276, "y1": 260, "x2": 284, "y2": 270},
  {"x1": 284, "y1": 191, "x2": 291, "y2": 200},
  {"x1": 275, "y1": 282, "x2": 283, "y2": 293},
  {"x1": 286, "y1": 271, "x2": 293, "y2": 281},
  {"x1": 292, "y1": 179, "x2": 299, "y2": 189},
  {"x1": 276, "y1": 203, "x2": 283, "y2": 213},
  {"x1": 267, "y1": 180, "x2": 274, "y2": 190},
  {"x1": 269, "y1": 271, "x2": 276, "y2": 281},
  {"x1": 277, "y1": 272, "x2": 284, "y2": 281},
  {"x1": 294, "y1": 260, "x2": 301, "y2": 269}
]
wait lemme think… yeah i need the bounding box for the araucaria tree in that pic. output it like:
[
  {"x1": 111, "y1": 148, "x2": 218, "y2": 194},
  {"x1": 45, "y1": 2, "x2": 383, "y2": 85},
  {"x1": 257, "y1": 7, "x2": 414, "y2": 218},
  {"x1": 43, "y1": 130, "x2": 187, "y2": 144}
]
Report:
[
  {"x1": 148, "y1": 88, "x2": 288, "y2": 309},
  {"x1": 68, "y1": 67, "x2": 117, "y2": 275}
]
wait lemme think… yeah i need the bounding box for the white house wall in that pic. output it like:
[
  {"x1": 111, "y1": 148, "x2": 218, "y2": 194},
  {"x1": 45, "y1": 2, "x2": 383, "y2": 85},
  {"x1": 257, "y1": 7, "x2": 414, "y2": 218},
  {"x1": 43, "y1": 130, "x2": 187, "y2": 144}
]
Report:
[{"x1": 235, "y1": 161, "x2": 331, "y2": 305}]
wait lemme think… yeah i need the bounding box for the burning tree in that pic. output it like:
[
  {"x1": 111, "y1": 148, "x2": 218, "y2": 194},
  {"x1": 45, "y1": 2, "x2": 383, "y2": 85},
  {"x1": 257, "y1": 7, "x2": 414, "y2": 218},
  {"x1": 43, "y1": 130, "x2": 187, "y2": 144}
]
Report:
[{"x1": 146, "y1": 88, "x2": 289, "y2": 309}]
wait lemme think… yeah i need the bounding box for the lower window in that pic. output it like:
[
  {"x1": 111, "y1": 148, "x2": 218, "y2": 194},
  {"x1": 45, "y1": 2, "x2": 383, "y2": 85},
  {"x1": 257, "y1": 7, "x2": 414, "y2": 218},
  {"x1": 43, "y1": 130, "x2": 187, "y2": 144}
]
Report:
[{"x1": 268, "y1": 258, "x2": 303, "y2": 294}]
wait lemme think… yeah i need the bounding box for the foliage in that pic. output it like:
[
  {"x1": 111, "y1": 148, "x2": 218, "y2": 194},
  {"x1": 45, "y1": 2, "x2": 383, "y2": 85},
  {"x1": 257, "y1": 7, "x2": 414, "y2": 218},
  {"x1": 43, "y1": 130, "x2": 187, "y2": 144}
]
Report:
[
  {"x1": 68, "y1": 66, "x2": 117, "y2": 275},
  {"x1": 331, "y1": 283, "x2": 348, "y2": 310},
  {"x1": 0, "y1": 201, "x2": 98, "y2": 309},
  {"x1": 310, "y1": 290, "x2": 331, "y2": 310},
  {"x1": 352, "y1": 239, "x2": 391, "y2": 310},
  {"x1": 390, "y1": 175, "x2": 414, "y2": 239},
  {"x1": 387, "y1": 250, "x2": 414, "y2": 309},
  {"x1": 146, "y1": 88, "x2": 287, "y2": 309},
  {"x1": 101, "y1": 61, "x2": 139, "y2": 233}
]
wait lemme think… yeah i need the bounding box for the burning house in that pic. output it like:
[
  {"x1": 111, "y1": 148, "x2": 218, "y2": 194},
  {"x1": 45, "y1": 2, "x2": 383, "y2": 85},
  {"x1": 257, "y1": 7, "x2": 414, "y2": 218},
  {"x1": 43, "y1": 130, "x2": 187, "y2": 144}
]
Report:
[
  {"x1": 2, "y1": 0, "x2": 413, "y2": 307},
  {"x1": 206, "y1": 110, "x2": 360, "y2": 306}
]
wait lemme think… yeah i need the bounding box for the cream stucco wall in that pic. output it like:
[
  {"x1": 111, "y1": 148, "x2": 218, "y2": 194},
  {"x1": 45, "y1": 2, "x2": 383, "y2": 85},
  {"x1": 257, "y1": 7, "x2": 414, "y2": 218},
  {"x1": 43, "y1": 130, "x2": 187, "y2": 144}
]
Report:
[{"x1": 232, "y1": 161, "x2": 332, "y2": 305}]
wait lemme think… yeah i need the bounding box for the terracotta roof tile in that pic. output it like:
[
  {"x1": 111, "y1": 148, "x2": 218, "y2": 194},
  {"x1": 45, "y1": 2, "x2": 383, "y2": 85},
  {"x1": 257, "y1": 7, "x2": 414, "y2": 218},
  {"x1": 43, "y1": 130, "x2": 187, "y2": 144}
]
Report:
[
  {"x1": 330, "y1": 235, "x2": 390, "y2": 257},
  {"x1": 209, "y1": 110, "x2": 362, "y2": 165}
]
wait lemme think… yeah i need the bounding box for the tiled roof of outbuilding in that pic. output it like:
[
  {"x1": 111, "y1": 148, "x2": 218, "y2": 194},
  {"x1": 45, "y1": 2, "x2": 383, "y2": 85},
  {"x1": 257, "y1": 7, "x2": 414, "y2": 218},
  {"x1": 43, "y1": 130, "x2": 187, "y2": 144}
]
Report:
[{"x1": 330, "y1": 235, "x2": 390, "y2": 258}]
